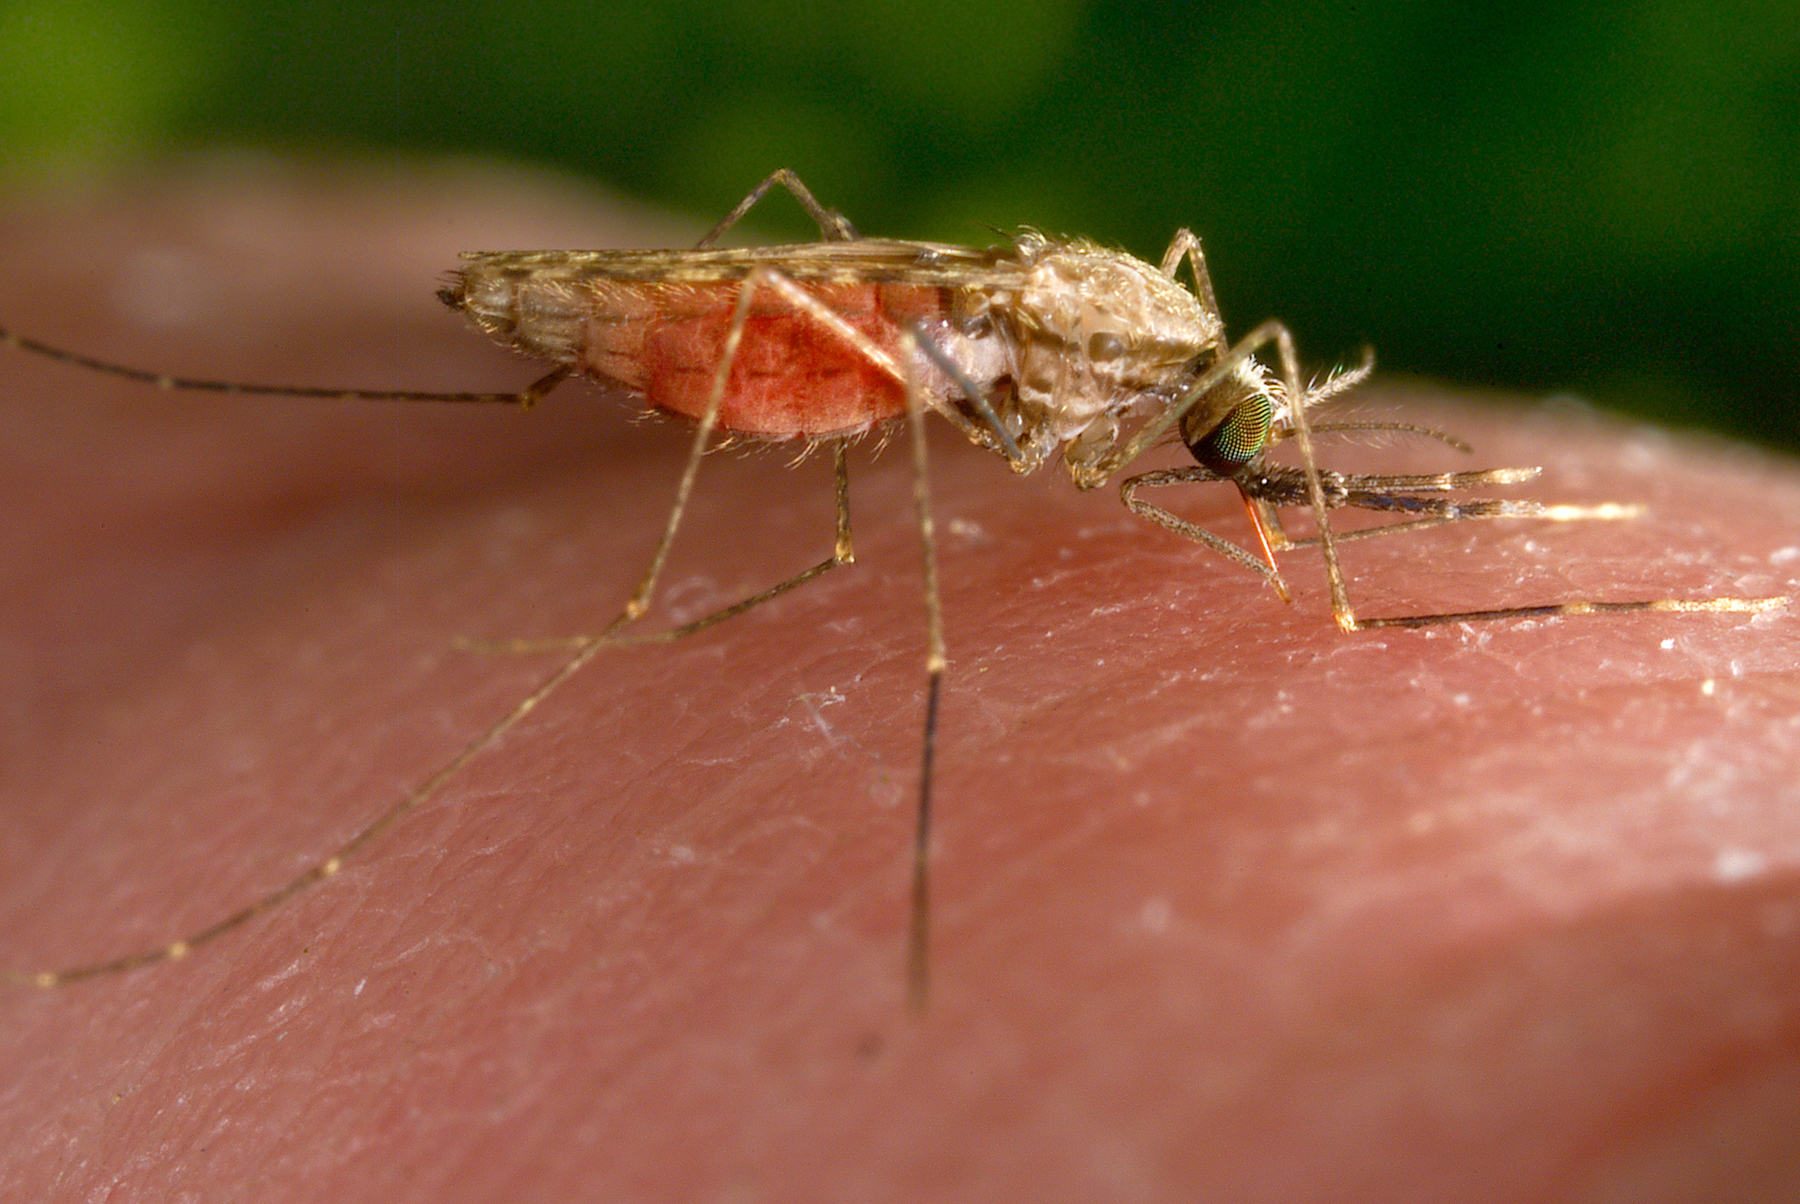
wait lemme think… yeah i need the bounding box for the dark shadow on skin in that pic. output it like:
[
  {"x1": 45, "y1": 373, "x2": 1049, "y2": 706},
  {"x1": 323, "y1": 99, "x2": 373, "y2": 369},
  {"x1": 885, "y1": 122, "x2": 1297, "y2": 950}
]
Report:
[{"x1": 3, "y1": 164, "x2": 1799, "y2": 1203}]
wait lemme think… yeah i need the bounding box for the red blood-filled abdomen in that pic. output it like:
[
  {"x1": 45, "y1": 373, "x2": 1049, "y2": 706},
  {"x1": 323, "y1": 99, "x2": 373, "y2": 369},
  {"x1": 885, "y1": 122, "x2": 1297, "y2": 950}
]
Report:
[{"x1": 580, "y1": 281, "x2": 944, "y2": 439}]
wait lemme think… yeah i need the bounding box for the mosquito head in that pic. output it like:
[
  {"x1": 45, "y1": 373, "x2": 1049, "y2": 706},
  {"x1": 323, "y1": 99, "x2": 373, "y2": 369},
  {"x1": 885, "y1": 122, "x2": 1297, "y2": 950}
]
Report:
[
  {"x1": 436, "y1": 281, "x2": 467, "y2": 312},
  {"x1": 1181, "y1": 358, "x2": 1277, "y2": 479}
]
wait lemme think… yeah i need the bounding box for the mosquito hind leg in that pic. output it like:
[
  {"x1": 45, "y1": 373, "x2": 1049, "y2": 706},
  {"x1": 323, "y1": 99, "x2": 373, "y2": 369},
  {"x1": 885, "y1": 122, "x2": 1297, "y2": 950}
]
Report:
[{"x1": 696, "y1": 169, "x2": 859, "y2": 248}]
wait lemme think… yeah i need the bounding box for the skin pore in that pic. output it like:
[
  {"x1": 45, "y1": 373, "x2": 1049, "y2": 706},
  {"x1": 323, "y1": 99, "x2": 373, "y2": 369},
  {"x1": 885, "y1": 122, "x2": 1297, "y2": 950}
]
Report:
[{"x1": 3, "y1": 163, "x2": 1799, "y2": 1203}]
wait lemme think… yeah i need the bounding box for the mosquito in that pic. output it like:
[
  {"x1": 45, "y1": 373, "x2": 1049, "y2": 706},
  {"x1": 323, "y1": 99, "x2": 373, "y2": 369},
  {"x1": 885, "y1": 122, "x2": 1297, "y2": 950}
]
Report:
[{"x1": 1, "y1": 169, "x2": 1780, "y2": 1007}]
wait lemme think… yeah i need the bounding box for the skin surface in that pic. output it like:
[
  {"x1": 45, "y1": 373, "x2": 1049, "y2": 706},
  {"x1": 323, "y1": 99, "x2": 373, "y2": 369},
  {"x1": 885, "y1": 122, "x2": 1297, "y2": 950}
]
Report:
[{"x1": 2, "y1": 162, "x2": 1799, "y2": 1203}]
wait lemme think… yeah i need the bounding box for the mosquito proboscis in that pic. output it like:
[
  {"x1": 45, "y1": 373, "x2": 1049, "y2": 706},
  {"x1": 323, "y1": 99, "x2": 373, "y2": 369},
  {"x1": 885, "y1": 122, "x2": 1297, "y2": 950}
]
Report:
[{"x1": 1, "y1": 169, "x2": 1782, "y2": 1008}]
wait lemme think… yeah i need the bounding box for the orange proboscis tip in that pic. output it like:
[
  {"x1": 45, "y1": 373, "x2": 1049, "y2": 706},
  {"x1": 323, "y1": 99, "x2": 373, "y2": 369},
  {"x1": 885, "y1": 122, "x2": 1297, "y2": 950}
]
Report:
[{"x1": 1239, "y1": 493, "x2": 1291, "y2": 602}]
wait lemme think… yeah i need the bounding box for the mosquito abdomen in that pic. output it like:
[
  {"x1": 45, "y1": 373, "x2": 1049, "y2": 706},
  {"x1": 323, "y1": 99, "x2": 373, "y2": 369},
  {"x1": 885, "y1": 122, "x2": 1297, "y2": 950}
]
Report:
[{"x1": 449, "y1": 263, "x2": 951, "y2": 441}]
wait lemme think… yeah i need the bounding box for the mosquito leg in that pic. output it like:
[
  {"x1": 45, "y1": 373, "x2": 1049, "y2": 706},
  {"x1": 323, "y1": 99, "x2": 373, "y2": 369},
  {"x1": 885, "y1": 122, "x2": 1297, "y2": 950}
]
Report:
[
  {"x1": 1120, "y1": 470, "x2": 1289, "y2": 586},
  {"x1": 695, "y1": 169, "x2": 859, "y2": 247},
  {"x1": 610, "y1": 444, "x2": 854, "y2": 647},
  {"x1": 1272, "y1": 498, "x2": 1781, "y2": 626},
  {"x1": 1157, "y1": 229, "x2": 1224, "y2": 330},
  {"x1": 1251, "y1": 322, "x2": 1355, "y2": 628},
  {"x1": 907, "y1": 322, "x2": 1024, "y2": 464},
  {"x1": 0, "y1": 325, "x2": 573, "y2": 407},
  {"x1": 1353, "y1": 597, "x2": 1784, "y2": 628},
  {"x1": 898, "y1": 330, "x2": 946, "y2": 1014},
  {"x1": 4, "y1": 620, "x2": 621, "y2": 989},
  {"x1": 461, "y1": 464, "x2": 861, "y2": 654}
]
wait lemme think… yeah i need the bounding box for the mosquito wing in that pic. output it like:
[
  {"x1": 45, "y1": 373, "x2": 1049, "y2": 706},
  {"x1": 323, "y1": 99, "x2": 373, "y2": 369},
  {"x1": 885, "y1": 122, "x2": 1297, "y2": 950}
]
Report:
[{"x1": 451, "y1": 239, "x2": 1031, "y2": 289}]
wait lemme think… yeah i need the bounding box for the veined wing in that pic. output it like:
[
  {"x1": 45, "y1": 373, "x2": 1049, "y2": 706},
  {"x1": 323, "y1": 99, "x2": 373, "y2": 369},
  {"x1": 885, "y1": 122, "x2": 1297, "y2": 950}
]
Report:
[{"x1": 453, "y1": 239, "x2": 1029, "y2": 289}]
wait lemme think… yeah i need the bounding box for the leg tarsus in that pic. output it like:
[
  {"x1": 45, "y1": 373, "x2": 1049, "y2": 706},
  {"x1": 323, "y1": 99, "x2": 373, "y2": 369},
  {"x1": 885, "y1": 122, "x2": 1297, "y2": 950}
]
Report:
[{"x1": 907, "y1": 667, "x2": 942, "y2": 1014}]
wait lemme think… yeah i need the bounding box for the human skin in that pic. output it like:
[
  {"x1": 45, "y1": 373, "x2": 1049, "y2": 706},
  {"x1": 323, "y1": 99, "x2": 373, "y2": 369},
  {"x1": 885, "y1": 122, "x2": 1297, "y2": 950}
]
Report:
[{"x1": 2, "y1": 164, "x2": 1798, "y2": 1203}]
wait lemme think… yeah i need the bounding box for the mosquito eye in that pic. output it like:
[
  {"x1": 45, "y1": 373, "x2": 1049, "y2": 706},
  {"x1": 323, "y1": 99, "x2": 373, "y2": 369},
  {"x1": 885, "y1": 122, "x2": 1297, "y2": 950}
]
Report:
[
  {"x1": 1088, "y1": 331, "x2": 1126, "y2": 361},
  {"x1": 1188, "y1": 392, "x2": 1272, "y2": 475}
]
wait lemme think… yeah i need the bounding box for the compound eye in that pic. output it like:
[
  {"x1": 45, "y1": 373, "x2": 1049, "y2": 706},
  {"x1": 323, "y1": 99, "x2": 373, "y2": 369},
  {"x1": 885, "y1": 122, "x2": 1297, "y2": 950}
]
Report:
[
  {"x1": 1188, "y1": 392, "x2": 1272, "y2": 475},
  {"x1": 1087, "y1": 330, "x2": 1126, "y2": 362}
]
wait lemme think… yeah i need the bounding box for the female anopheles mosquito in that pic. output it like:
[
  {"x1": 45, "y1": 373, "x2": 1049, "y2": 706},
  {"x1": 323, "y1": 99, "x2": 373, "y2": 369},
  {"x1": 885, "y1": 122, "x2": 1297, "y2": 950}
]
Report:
[{"x1": 1, "y1": 170, "x2": 1777, "y2": 1007}]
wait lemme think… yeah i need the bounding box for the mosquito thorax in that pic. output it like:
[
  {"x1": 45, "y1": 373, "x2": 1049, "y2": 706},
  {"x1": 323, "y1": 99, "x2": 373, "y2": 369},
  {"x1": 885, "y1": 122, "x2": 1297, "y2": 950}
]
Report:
[{"x1": 991, "y1": 235, "x2": 1226, "y2": 477}]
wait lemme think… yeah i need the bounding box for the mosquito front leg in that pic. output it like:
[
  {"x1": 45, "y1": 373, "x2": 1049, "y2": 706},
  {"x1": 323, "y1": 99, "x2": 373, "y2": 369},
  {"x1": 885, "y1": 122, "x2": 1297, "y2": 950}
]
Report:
[
  {"x1": 1254, "y1": 322, "x2": 1359, "y2": 629},
  {"x1": 695, "y1": 168, "x2": 860, "y2": 248},
  {"x1": 1119, "y1": 470, "x2": 1291, "y2": 587},
  {"x1": 1264, "y1": 481, "x2": 1779, "y2": 629}
]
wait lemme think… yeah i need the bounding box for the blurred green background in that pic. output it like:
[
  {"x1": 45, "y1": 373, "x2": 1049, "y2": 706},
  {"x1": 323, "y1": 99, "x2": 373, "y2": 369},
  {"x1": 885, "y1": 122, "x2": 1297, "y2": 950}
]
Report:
[{"x1": 2, "y1": 0, "x2": 1796, "y2": 448}]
